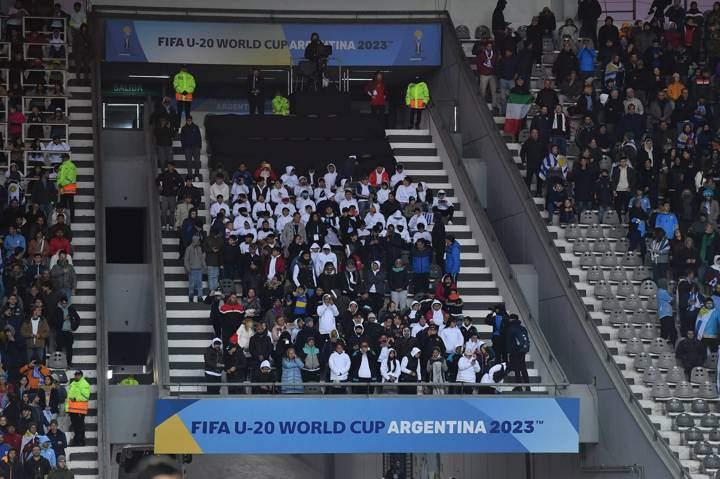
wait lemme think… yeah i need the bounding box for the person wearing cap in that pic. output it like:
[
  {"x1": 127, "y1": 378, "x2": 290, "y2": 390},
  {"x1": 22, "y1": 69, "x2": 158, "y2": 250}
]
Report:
[
  {"x1": 431, "y1": 189, "x2": 454, "y2": 225},
  {"x1": 399, "y1": 347, "x2": 422, "y2": 394},
  {"x1": 173, "y1": 65, "x2": 196, "y2": 125},
  {"x1": 203, "y1": 338, "x2": 224, "y2": 395},
  {"x1": 66, "y1": 370, "x2": 90, "y2": 446},
  {"x1": 49, "y1": 454, "x2": 75, "y2": 478}
]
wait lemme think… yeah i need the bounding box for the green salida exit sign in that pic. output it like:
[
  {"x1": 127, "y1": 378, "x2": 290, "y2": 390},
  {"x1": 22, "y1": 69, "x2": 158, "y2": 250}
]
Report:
[{"x1": 103, "y1": 83, "x2": 159, "y2": 97}]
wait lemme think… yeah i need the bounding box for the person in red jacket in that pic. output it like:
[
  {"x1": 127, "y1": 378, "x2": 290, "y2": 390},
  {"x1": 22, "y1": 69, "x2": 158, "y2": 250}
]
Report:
[
  {"x1": 475, "y1": 40, "x2": 499, "y2": 113},
  {"x1": 369, "y1": 165, "x2": 389, "y2": 187},
  {"x1": 364, "y1": 71, "x2": 387, "y2": 122},
  {"x1": 219, "y1": 293, "x2": 245, "y2": 344},
  {"x1": 48, "y1": 229, "x2": 71, "y2": 257}
]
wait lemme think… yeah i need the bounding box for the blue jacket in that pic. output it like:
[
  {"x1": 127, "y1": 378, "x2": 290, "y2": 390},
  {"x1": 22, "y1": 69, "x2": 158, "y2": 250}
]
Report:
[
  {"x1": 444, "y1": 241, "x2": 461, "y2": 274},
  {"x1": 4, "y1": 233, "x2": 25, "y2": 256},
  {"x1": 577, "y1": 48, "x2": 596, "y2": 72},
  {"x1": 281, "y1": 357, "x2": 304, "y2": 394},
  {"x1": 412, "y1": 246, "x2": 432, "y2": 274},
  {"x1": 656, "y1": 288, "x2": 673, "y2": 319},
  {"x1": 180, "y1": 123, "x2": 202, "y2": 149},
  {"x1": 654, "y1": 212, "x2": 679, "y2": 240}
]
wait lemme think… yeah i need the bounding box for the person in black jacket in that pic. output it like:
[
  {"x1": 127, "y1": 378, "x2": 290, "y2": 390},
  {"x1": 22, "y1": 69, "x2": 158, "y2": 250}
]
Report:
[
  {"x1": 520, "y1": 128, "x2": 546, "y2": 196},
  {"x1": 676, "y1": 329, "x2": 705, "y2": 379},
  {"x1": 578, "y1": 0, "x2": 601, "y2": 46},
  {"x1": 349, "y1": 341, "x2": 380, "y2": 393},
  {"x1": 53, "y1": 296, "x2": 80, "y2": 367},
  {"x1": 485, "y1": 305, "x2": 509, "y2": 362},
  {"x1": 225, "y1": 340, "x2": 248, "y2": 394},
  {"x1": 27, "y1": 170, "x2": 57, "y2": 220},
  {"x1": 247, "y1": 68, "x2": 266, "y2": 115},
  {"x1": 180, "y1": 116, "x2": 202, "y2": 179},
  {"x1": 505, "y1": 314, "x2": 530, "y2": 390},
  {"x1": 491, "y1": 0, "x2": 510, "y2": 50},
  {"x1": 203, "y1": 338, "x2": 224, "y2": 394},
  {"x1": 569, "y1": 156, "x2": 597, "y2": 214},
  {"x1": 249, "y1": 322, "x2": 273, "y2": 369},
  {"x1": 156, "y1": 162, "x2": 184, "y2": 231},
  {"x1": 154, "y1": 116, "x2": 174, "y2": 172}
]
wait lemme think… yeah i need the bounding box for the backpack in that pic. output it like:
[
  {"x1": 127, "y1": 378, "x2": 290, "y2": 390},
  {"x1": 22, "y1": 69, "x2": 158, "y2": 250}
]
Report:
[{"x1": 513, "y1": 326, "x2": 530, "y2": 354}]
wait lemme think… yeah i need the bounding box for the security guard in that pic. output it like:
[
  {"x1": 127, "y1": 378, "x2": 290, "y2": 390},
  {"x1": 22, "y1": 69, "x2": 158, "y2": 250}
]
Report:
[
  {"x1": 405, "y1": 76, "x2": 430, "y2": 129},
  {"x1": 173, "y1": 65, "x2": 196, "y2": 126}
]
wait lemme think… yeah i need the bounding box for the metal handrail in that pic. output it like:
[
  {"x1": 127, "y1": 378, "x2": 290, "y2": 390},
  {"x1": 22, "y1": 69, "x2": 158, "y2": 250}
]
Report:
[
  {"x1": 439, "y1": 17, "x2": 692, "y2": 479},
  {"x1": 22, "y1": 16, "x2": 67, "y2": 38},
  {"x1": 22, "y1": 96, "x2": 68, "y2": 116}
]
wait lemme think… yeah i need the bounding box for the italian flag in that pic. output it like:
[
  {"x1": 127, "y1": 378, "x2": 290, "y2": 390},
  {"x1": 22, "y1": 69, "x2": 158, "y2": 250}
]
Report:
[{"x1": 503, "y1": 92, "x2": 533, "y2": 135}]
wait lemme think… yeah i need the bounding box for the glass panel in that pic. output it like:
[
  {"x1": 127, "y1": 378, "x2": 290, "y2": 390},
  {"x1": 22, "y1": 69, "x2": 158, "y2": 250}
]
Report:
[{"x1": 102, "y1": 102, "x2": 144, "y2": 129}]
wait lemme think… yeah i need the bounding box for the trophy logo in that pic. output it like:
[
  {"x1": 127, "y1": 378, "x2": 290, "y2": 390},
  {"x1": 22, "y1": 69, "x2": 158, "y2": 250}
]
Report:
[
  {"x1": 122, "y1": 25, "x2": 133, "y2": 50},
  {"x1": 414, "y1": 29, "x2": 423, "y2": 57}
]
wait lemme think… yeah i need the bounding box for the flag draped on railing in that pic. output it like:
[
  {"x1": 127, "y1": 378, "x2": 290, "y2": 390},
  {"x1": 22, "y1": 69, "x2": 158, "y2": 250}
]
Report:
[{"x1": 503, "y1": 92, "x2": 533, "y2": 135}]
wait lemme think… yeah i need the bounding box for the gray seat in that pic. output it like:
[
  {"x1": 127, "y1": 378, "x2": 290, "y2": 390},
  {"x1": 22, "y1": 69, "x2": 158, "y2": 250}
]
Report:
[
  {"x1": 666, "y1": 366, "x2": 686, "y2": 384},
  {"x1": 573, "y1": 237, "x2": 590, "y2": 254},
  {"x1": 456, "y1": 25, "x2": 471, "y2": 39},
  {"x1": 602, "y1": 210, "x2": 619, "y2": 225},
  {"x1": 617, "y1": 322, "x2": 635, "y2": 340},
  {"x1": 651, "y1": 381, "x2": 671, "y2": 399},
  {"x1": 699, "y1": 382, "x2": 719, "y2": 400},
  {"x1": 638, "y1": 323, "x2": 657, "y2": 340},
  {"x1": 609, "y1": 309, "x2": 628, "y2": 326},
  {"x1": 593, "y1": 238, "x2": 611, "y2": 253},
  {"x1": 675, "y1": 381, "x2": 696, "y2": 399},
  {"x1": 600, "y1": 251, "x2": 618, "y2": 267},
  {"x1": 640, "y1": 279, "x2": 657, "y2": 297},
  {"x1": 586, "y1": 224, "x2": 604, "y2": 239},
  {"x1": 692, "y1": 367, "x2": 711, "y2": 385},
  {"x1": 633, "y1": 265, "x2": 652, "y2": 281},
  {"x1": 694, "y1": 441, "x2": 715, "y2": 456},
  {"x1": 594, "y1": 280, "x2": 612, "y2": 298},
  {"x1": 580, "y1": 251, "x2": 597, "y2": 267},
  {"x1": 586, "y1": 265, "x2": 604, "y2": 283},
  {"x1": 608, "y1": 225, "x2": 626, "y2": 239},
  {"x1": 702, "y1": 454, "x2": 720, "y2": 470},
  {"x1": 643, "y1": 366, "x2": 661, "y2": 384},
  {"x1": 702, "y1": 414, "x2": 720, "y2": 428},
  {"x1": 692, "y1": 399, "x2": 711, "y2": 414},
  {"x1": 685, "y1": 427, "x2": 705, "y2": 443},
  {"x1": 580, "y1": 210, "x2": 597, "y2": 225},
  {"x1": 676, "y1": 413, "x2": 694, "y2": 427},
  {"x1": 633, "y1": 351, "x2": 653, "y2": 369},
  {"x1": 666, "y1": 399, "x2": 686, "y2": 414},
  {"x1": 565, "y1": 224, "x2": 581, "y2": 240},
  {"x1": 627, "y1": 338, "x2": 645, "y2": 357},
  {"x1": 602, "y1": 295, "x2": 621, "y2": 311},
  {"x1": 608, "y1": 265, "x2": 627, "y2": 282},
  {"x1": 645, "y1": 294, "x2": 658, "y2": 311},
  {"x1": 705, "y1": 352, "x2": 719, "y2": 370},
  {"x1": 621, "y1": 251, "x2": 642, "y2": 267},
  {"x1": 657, "y1": 353, "x2": 677, "y2": 371},
  {"x1": 649, "y1": 337, "x2": 669, "y2": 354},
  {"x1": 616, "y1": 280, "x2": 635, "y2": 297},
  {"x1": 623, "y1": 294, "x2": 641, "y2": 311},
  {"x1": 614, "y1": 237, "x2": 629, "y2": 253},
  {"x1": 629, "y1": 308, "x2": 650, "y2": 324},
  {"x1": 709, "y1": 429, "x2": 720, "y2": 443}
]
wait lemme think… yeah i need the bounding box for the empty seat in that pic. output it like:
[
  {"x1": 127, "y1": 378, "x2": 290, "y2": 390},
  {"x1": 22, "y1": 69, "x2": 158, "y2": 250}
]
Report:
[
  {"x1": 657, "y1": 353, "x2": 677, "y2": 370},
  {"x1": 676, "y1": 413, "x2": 694, "y2": 427},
  {"x1": 614, "y1": 238, "x2": 629, "y2": 253},
  {"x1": 633, "y1": 265, "x2": 652, "y2": 281},
  {"x1": 705, "y1": 352, "x2": 718, "y2": 370},
  {"x1": 608, "y1": 225, "x2": 626, "y2": 239},
  {"x1": 580, "y1": 210, "x2": 598, "y2": 225},
  {"x1": 694, "y1": 441, "x2": 715, "y2": 456},
  {"x1": 675, "y1": 381, "x2": 696, "y2": 399},
  {"x1": 702, "y1": 454, "x2": 720, "y2": 470},
  {"x1": 692, "y1": 367, "x2": 711, "y2": 385},
  {"x1": 685, "y1": 427, "x2": 705, "y2": 442},
  {"x1": 638, "y1": 323, "x2": 657, "y2": 340},
  {"x1": 455, "y1": 25, "x2": 471, "y2": 39},
  {"x1": 580, "y1": 251, "x2": 597, "y2": 267},
  {"x1": 609, "y1": 309, "x2": 628, "y2": 325},
  {"x1": 666, "y1": 399, "x2": 687, "y2": 414},
  {"x1": 651, "y1": 381, "x2": 671, "y2": 399},
  {"x1": 609, "y1": 266, "x2": 627, "y2": 282},
  {"x1": 602, "y1": 295, "x2": 621, "y2": 311},
  {"x1": 603, "y1": 210, "x2": 620, "y2": 225},
  {"x1": 574, "y1": 237, "x2": 590, "y2": 254},
  {"x1": 594, "y1": 238, "x2": 611, "y2": 253},
  {"x1": 586, "y1": 224, "x2": 604, "y2": 239},
  {"x1": 649, "y1": 337, "x2": 669, "y2": 354},
  {"x1": 640, "y1": 279, "x2": 657, "y2": 297},
  {"x1": 667, "y1": 366, "x2": 686, "y2": 383},
  {"x1": 627, "y1": 338, "x2": 645, "y2": 356},
  {"x1": 623, "y1": 294, "x2": 641, "y2": 311},
  {"x1": 643, "y1": 366, "x2": 661, "y2": 384},
  {"x1": 621, "y1": 251, "x2": 642, "y2": 267},
  {"x1": 586, "y1": 265, "x2": 604, "y2": 282},
  {"x1": 565, "y1": 224, "x2": 581, "y2": 240},
  {"x1": 594, "y1": 280, "x2": 612, "y2": 298},
  {"x1": 600, "y1": 251, "x2": 618, "y2": 267},
  {"x1": 617, "y1": 322, "x2": 635, "y2": 340},
  {"x1": 634, "y1": 351, "x2": 652, "y2": 369},
  {"x1": 709, "y1": 429, "x2": 720, "y2": 443},
  {"x1": 617, "y1": 280, "x2": 635, "y2": 297},
  {"x1": 693, "y1": 399, "x2": 711, "y2": 414},
  {"x1": 630, "y1": 308, "x2": 650, "y2": 324},
  {"x1": 702, "y1": 414, "x2": 720, "y2": 428},
  {"x1": 700, "y1": 382, "x2": 719, "y2": 400}
]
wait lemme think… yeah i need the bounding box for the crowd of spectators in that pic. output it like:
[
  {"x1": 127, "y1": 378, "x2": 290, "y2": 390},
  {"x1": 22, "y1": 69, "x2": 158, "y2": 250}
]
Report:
[{"x1": 479, "y1": 0, "x2": 720, "y2": 383}]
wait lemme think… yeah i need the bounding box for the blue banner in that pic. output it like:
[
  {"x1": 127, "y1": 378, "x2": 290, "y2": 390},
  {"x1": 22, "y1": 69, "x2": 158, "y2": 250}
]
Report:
[
  {"x1": 154, "y1": 397, "x2": 580, "y2": 454},
  {"x1": 105, "y1": 20, "x2": 441, "y2": 66}
]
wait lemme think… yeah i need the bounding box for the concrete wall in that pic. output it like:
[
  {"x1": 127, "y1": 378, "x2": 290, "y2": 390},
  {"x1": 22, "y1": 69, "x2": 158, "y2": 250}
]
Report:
[
  {"x1": 101, "y1": 129, "x2": 154, "y2": 333},
  {"x1": 90, "y1": 0, "x2": 574, "y2": 33}
]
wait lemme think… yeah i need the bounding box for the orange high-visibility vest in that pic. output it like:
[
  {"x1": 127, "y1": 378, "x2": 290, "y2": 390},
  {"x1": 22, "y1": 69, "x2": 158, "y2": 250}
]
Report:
[
  {"x1": 60, "y1": 183, "x2": 77, "y2": 195},
  {"x1": 67, "y1": 400, "x2": 88, "y2": 415}
]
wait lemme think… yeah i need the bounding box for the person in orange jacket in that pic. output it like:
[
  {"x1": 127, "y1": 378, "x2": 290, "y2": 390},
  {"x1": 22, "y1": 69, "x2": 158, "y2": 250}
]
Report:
[{"x1": 19, "y1": 360, "x2": 51, "y2": 390}]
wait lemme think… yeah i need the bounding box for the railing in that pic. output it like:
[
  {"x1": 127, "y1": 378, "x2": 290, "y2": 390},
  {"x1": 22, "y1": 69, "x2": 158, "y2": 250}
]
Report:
[
  {"x1": 22, "y1": 16, "x2": 67, "y2": 40},
  {"x1": 22, "y1": 69, "x2": 67, "y2": 93},
  {"x1": 21, "y1": 149, "x2": 70, "y2": 172},
  {"x1": 22, "y1": 122, "x2": 69, "y2": 143},
  {"x1": 0, "y1": 45, "x2": 8, "y2": 64},
  {"x1": 23, "y1": 42, "x2": 68, "y2": 68},
  {"x1": 22, "y1": 95, "x2": 68, "y2": 116}
]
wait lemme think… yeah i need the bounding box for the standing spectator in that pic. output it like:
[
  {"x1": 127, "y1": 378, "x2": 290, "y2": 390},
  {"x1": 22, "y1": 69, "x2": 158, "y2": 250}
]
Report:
[
  {"x1": 180, "y1": 116, "x2": 202, "y2": 181},
  {"x1": 496, "y1": 48, "x2": 518, "y2": 113},
  {"x1": 411, "y1": 239, "x2": 431, "y2": 294},
  {"x1": 388, "y1": 258, "x2": 408, "y2": 311},
  {"x1": 280, "y1": 348, "x2": 304, "y2": 394},
  {"x1": 46, "y1": 420, "x2": 67, "y2": 461},
  {"x1": 272, "y1": 91, "x2": 290, "y2": 116},
  {"x1": 56, "y1": 153, "x2": 76, "y2": 222},
  {"x1": 364, "y1": 71, "x2": 387, "y2": 123},
  {"x1": 657, "y1": 282, "x2": 676, "y2": 344},
  {"x1": 204, "y1": 231, "x2": 223, "y2": 293},
  {"x1": 520, "y1": 128, "x2": 546, "y2": 196},
  {"x1": 184, "y1": 237, "x2": 206, "y2": 303},
  {"x1": 66, "y1": 370, "x2": 90, "y2": 446},
  {"x1": 399, "y1": 347, "x2": 422, "y2": 394},
  {"x1": 578, "y1": 0, "x2": 602, "y2": 46},
  {"x1": 328, "y1": 342, "x2": 350, "y2": 394},
  {"x1": 476, "y1": 40, "x2": 499, "y2": 113},
  {"x1": 405, "y1": 76, "x2": 429, "y2": 130},
  {"x1": 50, "y1": 252, "x2": 76, "y2": 302},
  {"x1": 24, "y1": 445, "x2": 52, "y2": 478},
  {"x1": 246, "y1": 68, "x2": 265, "y2": 116},
  {"x1": 444, "y1": 235, "x2": 460, "y2": 281},
  {"x1": 203, "y1": 338, "x2": 224, "y2": 395},
  {"x1": 676, "y1": 329, "x2": 705, "y2": 379},
  {"x1": 506, "y1": 314, "x2": 530, "y2": 390},
  {"x1": 649, "y1": 227, "x2": 671, "y2": 284},
  {"x1": 20, "y1": 307, "x2": 49, "y2": 362},
  {"x1": 426, "y1": 347, "x2": 447, "y2": 394},
  {"x1": 173, "y1": 65, "x2": 196, "y2": 126},
  {"x1": 612, "y1": 156, "x2": 635, "y2": 219},
  {"x1": 576, "y1": 39, "x2": 597, "y2": 81},
  {"x1": 154, "y1": 117, "x2": 174, "y2": 172},
  {"x1": 456, "y1": 349, "x2": 481, "y2": 393},
  {"x1": 49, "y1": 455, "x2": 74, "y2": 479},
  {"x1": 156, "y1": 162, "x2": 183, "y2": 231}
]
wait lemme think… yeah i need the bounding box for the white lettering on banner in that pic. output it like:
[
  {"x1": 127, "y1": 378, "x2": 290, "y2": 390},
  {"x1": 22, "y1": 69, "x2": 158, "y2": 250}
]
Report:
[{"x1": 387, "y1": 420, "x2": 487, "y2": 434}]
